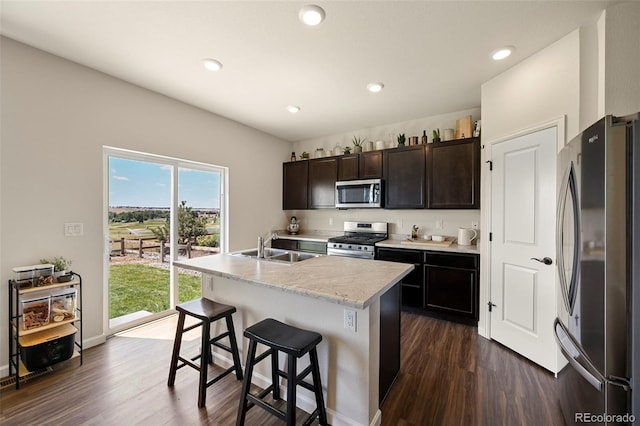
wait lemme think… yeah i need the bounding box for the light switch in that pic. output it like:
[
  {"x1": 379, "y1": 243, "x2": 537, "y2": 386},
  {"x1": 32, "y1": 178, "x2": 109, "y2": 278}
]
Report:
[{"x1": 64, "y1": 223, "x2": 84, "y2": 237}]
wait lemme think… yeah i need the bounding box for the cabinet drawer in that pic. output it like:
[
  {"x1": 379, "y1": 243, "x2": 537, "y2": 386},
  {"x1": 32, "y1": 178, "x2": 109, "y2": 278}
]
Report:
[
  {"x1": 377, "y1": 248, "x2": 423, "y2": 264},
  {"x1": 424, "y1": 252, "x2": 478, "y2": 269}
]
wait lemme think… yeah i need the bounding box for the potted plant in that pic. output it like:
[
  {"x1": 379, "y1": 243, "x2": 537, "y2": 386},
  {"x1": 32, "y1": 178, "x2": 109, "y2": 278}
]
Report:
[
  {"x1": 343, "y1": 146, "x2": 352, "y2": 154},
  {"x1": 301, "y1": 151, "x2": 310, "y2": 160},
  {"x1": 352, "y1": 136, "x2": 365, "y2": 153},
  {"x1": 40, "y1": 256, "x2": 73, "y2": 282},
  {"x1": 397, "y1": 133, "x2": 406, "y2": 146},
  {"x1": 432, "y1": 129, "x2": 441, "y2": 143}
]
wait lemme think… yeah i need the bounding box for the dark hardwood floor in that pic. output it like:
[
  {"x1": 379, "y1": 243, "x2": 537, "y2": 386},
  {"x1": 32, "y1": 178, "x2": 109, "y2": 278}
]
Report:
[
  {"x1": 0, "y1": 313, "x2": 564, "y2": 425},
  {"x1": 381, "y1": 313, "x2": 564, "y2": 426}
]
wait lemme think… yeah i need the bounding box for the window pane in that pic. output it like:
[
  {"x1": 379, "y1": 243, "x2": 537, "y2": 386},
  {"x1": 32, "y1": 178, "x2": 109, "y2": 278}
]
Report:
[
  {"x1": 177, "y1": 167, "x2": 222, "y2": 303},
  {"x1": 108, "y1": 157, "x2": 171, "y2": 327}
]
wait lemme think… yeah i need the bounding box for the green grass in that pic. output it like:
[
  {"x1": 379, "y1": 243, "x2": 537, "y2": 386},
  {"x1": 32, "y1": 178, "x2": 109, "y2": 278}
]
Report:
[
  {"x1": 109, "y1": 264, "x2": 201, "y2": 318},
  {"x1": 109, "y1": 220, "x2": 165, "y2": 239}
]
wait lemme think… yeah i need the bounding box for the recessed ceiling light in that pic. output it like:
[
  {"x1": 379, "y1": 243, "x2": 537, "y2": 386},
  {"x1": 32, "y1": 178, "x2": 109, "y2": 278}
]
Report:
[
  {"x1": 491, "y1": 46, "x2": 515, "y2": 61},
  {"x1": 299, "y1": 5, "x2": 326, "y2": 26},
  {"x1": 203, "y1": 58, "x2": 223, "y2": 71},
  {"x1": 286, "y1": 105, "x2": 301, "y2": 114},
  {"x1": 367, "y1": 82, "x2": 384, "y2": 93}
]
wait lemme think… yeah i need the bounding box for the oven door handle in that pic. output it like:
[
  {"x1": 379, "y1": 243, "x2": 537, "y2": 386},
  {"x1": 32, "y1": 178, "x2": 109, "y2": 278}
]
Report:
[{"x1": 327, "y1": 248, "x2": 374, "y2": 259}]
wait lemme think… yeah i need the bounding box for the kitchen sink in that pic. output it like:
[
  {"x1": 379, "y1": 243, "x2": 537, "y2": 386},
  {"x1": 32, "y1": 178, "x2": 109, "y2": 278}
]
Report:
[
  {"x1": 230, "y1": 248, "x2": 320, "y2": 263},
  {"x1": 231, "y1": 248, "x2": 288, "y2": 258},
  {"x1": 267, "y1": 252, "x2": 320, "y2": 263}
]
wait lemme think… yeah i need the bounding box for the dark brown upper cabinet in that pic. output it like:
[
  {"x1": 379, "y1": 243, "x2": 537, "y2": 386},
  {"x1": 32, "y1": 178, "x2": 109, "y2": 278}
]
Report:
[
  {"x1": 383, "y1": 145, "x2": 426, "y2": 209},
  {"x1": 359, "y1": 151, "x2": 383, "y2": 179},
  {"x1": 337, "y1": 151, "x2": 383, "y2": 181},
  {"x1": 308, "y1": 157, "x2": 338, "y2": 209},
  {"x1": 282, "y1": 161, "x2": 308, "y2": 210},
  {"x1": 426, "y1": 137, "x2": 480, "y2": 209},
  {"x1": 337, "y1": 154, "x2": 359, "y2": 181}
]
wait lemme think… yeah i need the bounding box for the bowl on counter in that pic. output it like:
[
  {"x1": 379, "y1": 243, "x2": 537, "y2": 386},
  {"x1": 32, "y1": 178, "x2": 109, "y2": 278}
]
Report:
[{"x1": 432, "y1": 235, "x2": 446, "y2": 242}]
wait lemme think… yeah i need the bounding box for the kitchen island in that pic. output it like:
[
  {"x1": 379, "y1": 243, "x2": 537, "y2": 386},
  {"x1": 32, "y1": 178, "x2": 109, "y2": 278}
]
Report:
[{"x1": 174, "y1": 253, "x2": 413, "y2": 426}]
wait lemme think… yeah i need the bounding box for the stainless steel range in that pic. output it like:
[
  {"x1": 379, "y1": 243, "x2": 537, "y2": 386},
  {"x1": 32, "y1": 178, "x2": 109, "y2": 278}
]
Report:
[{"x1": 327, "y1": 221, "x2": 388, "y2": 259}]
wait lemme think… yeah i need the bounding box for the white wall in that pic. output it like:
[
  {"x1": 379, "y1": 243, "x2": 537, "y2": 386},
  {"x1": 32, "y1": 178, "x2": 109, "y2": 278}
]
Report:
[
  {"x1": 482, "y1": 31, "x2": 580, "y2": 145},
  {"x1": 603, "y1": 2, "x2": 640, "y2": 117},
  {"x1": 0, "y1": 37, "x2": 291, "y2": 370},
  {"x1": 479, "y1": 29, "x2": 580, "y2": 343},
  {"x1": 291, "y1": 107, "x2": 482, "y2": 238}
]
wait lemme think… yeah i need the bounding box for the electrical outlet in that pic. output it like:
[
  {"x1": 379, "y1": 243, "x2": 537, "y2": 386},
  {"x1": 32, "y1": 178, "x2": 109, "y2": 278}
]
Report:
[
  {"x1": 203, "y1": 274, "x2": 214, "y2": 291},
  {"x1": 435, "y1": 219, "x2": 443, "y2": 229},
  {"x1": 471, "y1": 221, "x2": 479, "y2": 230},
  {"x1": 64, "y1": 222, "x2": 83, "y2": 237},
  {"x1": 344, "y1": 309, "x2": 356, "y2": 332}
]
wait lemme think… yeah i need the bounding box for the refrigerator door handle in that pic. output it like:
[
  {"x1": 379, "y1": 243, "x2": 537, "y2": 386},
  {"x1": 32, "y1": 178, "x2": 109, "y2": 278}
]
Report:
[
  {"x1": 554, "y1": 318, "x2": 605, "y2": 391},
  {"x1": 555, "y1": 162, "x2": 581, "y2": 315}
]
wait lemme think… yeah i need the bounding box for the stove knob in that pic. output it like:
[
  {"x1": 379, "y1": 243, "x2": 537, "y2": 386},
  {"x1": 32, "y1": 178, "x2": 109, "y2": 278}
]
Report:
[{"x1": 338, "y1": 244, "x2": 342, "y2": 248}]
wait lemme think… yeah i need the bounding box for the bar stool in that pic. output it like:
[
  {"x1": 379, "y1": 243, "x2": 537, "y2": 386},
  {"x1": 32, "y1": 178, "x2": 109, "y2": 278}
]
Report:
[
  {"x1": 167, "y1": 297, "x2": 243, "y2": 407},
  {"x1": 236, "y1": 318, "x2": 328, "y2": 426}
]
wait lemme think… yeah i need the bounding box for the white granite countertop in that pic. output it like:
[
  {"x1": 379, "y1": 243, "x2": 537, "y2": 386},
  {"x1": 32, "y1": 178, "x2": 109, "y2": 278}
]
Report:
[
  {"x1": 377, "y1": 238, "x2": 480, "y2": 254},
  {"x1": 174, "y1": 253, "x2": 413, "y2": 309}
]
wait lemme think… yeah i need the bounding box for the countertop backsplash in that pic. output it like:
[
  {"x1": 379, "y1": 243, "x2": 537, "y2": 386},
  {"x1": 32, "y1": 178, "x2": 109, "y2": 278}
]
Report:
[{"x1": 281, "y1": 209, "x2": 481, "y2": 242}]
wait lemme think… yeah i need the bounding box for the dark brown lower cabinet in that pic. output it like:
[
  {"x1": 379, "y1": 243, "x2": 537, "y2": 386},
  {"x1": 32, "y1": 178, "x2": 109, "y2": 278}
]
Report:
[
  {"x1": 424, "y1": 265, "x2": 477, "y2": 318},
  {"x1": 376, "y1": 248, "x2": 424, "y2": 308},
  {"x1": 376, "y1": 247, "x2": 479, "y2": 325}
]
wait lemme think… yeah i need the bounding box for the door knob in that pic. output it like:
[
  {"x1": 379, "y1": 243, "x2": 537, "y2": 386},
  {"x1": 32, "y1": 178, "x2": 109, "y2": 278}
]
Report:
[{"x1": 531, "y1": 257, "x2": 553, "y2": 265}]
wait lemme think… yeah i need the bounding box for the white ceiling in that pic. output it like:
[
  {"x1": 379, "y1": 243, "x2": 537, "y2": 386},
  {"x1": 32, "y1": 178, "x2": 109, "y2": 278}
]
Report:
[{"x1": 0, "y1": 1, "x2": 617, "y2": 142}]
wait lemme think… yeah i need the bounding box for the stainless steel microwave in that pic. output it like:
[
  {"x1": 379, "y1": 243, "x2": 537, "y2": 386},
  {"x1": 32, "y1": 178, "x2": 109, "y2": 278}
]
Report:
[{"x1": 335, "y1": 179, "x2": 383, "y2": 208}]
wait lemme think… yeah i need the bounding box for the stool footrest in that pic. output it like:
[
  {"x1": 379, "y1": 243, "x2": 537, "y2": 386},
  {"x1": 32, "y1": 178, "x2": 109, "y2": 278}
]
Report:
[
  {"x1": 246, "y1": 393, "x2": 286, "y2": 421},
  {"x1": 253, "y1": 348, "x2": 273, "y2": 365},
  {"x1": 302, "y1": 409, "x2": 320, "y2": 426},
  {"x1": 212, "y1": 341, "x2": 232, "y2": 353},
  {"x1": 177, "y1": 356, "x2": 200, "y2": 372},
  {"x1": 182, "y1": 321, "x2": 204, "y2": 333},
  {"x1": 210, "y1": 331, "x2": 230, "y2": 344},
  {"x1": 206, "y1": 365, "x2": 237, "y2": 388}
]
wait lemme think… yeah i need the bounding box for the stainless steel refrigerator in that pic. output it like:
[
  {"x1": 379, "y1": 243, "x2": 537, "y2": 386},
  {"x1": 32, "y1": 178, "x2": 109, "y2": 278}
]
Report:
[{"x1": 554, "y1": 113, "x2": 639, "y2": 425}]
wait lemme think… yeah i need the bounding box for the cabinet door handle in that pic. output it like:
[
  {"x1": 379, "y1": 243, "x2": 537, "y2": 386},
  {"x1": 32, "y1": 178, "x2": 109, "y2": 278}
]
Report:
[{"x1": 531, "y1": 257, "x2": 553, "y2": 265}]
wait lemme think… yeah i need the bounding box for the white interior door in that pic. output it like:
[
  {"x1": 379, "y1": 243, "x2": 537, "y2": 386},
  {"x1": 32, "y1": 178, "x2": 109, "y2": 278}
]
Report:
[{"x1": 489, "y1": 126, "x2": 558, "y2": 372}]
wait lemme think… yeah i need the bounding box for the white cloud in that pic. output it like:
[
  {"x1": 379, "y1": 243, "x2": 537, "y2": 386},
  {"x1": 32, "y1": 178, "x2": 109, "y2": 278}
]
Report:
[{"x1": 112, "y1": 176, "x2": 129, "y2": 181}]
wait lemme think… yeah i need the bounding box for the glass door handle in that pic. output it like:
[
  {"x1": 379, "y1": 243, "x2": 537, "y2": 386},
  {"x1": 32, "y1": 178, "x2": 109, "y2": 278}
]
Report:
[{"x1": 531, "y1": 257, "x2": 553, "y2": 265}]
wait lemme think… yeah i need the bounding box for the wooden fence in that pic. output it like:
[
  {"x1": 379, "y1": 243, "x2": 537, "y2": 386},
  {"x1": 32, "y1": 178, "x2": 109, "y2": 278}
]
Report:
[{"x1": 109, "y1": 237, "x2": 217, "y2": 262}]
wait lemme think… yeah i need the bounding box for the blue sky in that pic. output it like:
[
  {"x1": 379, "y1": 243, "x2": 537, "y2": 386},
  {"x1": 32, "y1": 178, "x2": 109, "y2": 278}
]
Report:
[{"x1": 109, "y1": 157, "x2": 220, "y2": 208}]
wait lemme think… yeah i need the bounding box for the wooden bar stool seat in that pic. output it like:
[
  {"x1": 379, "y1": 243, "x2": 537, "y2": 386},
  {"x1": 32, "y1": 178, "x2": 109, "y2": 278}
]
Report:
[
  {"x1": 236, "y1": 318, "x2": 328, "y2": 426},
  {"x1": 167, "y1": 297, "x2": 243, "y2": 407}
]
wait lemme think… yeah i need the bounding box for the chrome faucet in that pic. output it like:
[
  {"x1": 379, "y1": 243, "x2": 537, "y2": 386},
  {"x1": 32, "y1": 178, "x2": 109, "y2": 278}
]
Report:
[{"x1": 257, "y1": 232, "x2": 278, "y2": 258}]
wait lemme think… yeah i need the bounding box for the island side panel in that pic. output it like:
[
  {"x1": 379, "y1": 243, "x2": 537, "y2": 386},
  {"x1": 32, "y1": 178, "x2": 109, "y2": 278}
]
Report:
[
  {"x1": 379, "y1": 282, "x2": 401, "y2": 406},
  {"x1": 203, "y1": 273, "x2": 376, "y2": 426}
]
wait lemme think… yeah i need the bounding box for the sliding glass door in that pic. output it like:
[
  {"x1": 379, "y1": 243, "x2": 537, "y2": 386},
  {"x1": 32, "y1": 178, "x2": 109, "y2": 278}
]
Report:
[{"x1": 105, "y1": 147, "x2": 226, "y2": 333}]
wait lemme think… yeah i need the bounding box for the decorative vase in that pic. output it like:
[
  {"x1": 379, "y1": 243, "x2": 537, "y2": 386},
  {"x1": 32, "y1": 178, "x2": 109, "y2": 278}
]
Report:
[{"x1": 353, "y1": 146, "x2": 362, "y2": 153}]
